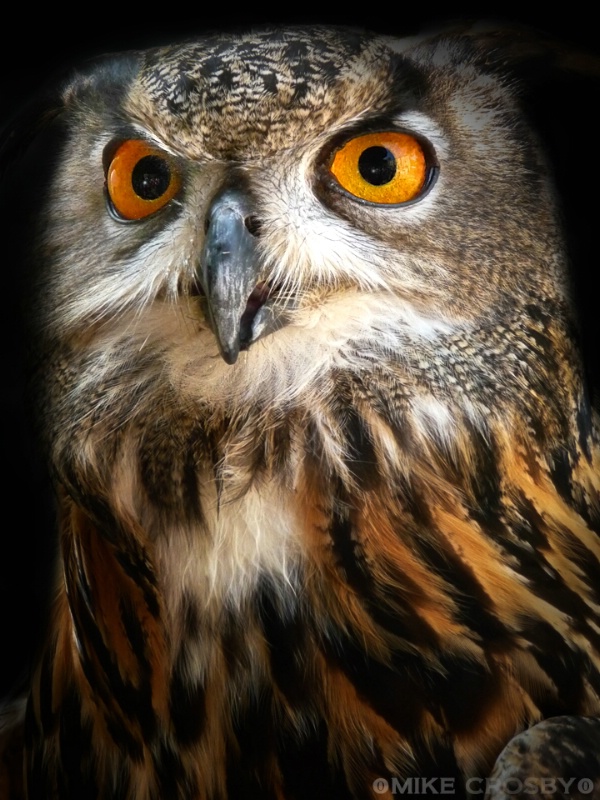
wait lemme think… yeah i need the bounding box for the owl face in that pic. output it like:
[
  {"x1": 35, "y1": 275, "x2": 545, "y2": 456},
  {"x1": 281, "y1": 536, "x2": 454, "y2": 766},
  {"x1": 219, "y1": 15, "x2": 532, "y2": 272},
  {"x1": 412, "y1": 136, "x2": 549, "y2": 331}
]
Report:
[
  {"x1": 32, "y1": 35, "x2": 561, "y2": 354},
  {"x1": 29, "y1": 26, "x2": 570, "y2": 429}
]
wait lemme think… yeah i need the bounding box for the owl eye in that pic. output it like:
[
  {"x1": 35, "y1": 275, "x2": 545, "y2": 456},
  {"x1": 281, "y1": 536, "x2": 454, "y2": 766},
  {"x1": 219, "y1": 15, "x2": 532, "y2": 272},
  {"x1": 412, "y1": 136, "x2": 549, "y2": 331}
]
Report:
[
  {"x1": 329, "y1": 131, "x2": 428, "y2": 205},
  {"x1": 106, "y1": 140, "x2": 181, "y2": 220}
]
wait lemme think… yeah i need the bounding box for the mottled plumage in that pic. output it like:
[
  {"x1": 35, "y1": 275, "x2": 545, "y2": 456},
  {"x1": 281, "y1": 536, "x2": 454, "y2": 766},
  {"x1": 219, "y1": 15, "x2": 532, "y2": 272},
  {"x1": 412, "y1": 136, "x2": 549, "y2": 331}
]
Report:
[{"x1": 1, "y1": 24, "x2": 600, "y2": 800}]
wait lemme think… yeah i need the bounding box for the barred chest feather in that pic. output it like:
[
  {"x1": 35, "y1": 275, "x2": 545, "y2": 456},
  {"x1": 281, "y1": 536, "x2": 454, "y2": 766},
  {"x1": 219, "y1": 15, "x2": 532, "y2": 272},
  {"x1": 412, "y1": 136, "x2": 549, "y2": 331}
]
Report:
[{"x1": 21, "y1": 309, "x2": 600, "y2": 799}]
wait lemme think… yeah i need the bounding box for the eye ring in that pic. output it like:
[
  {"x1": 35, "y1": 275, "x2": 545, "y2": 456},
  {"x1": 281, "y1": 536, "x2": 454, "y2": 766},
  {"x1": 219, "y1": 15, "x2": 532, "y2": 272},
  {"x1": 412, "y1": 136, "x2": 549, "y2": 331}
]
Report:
[
  {"x1": 106, "y1": 139, "x2": 181, "y2": 221},
  {"x1": 328, "y1": 131, "x2": 432, "y2": 205}
]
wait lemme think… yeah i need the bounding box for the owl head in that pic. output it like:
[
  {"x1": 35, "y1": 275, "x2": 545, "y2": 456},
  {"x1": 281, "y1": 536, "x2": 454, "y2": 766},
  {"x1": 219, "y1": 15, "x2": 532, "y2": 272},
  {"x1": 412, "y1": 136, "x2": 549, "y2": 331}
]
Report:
[{"x1": 2, "y1": 26, "x2": 596, "y2": 429}]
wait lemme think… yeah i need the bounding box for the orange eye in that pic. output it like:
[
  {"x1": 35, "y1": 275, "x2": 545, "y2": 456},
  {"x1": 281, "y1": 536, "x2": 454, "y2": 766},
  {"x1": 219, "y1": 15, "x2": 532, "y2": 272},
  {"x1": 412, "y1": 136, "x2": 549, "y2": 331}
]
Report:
[
  {"x1": 329, "y1": 132, "x2": 427, "y2": 204},
  {"x1": 106, "y1": 140, "x2": 181, "y2": 220}
]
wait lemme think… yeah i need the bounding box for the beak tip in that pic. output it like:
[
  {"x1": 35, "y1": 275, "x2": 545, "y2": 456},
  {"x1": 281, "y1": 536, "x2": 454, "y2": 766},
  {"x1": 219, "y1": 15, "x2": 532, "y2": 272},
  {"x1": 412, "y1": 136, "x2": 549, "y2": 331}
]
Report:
[{"x1": 220, "y1": 344, "x2": 240, "y2": 365}]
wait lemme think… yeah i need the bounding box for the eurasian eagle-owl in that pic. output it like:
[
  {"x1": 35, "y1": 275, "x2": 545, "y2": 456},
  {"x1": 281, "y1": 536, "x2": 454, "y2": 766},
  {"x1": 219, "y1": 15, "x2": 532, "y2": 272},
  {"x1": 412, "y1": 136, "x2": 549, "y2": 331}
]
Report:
[{"x1": 1, "y1": 23, "x2": 600, "y2": 800}]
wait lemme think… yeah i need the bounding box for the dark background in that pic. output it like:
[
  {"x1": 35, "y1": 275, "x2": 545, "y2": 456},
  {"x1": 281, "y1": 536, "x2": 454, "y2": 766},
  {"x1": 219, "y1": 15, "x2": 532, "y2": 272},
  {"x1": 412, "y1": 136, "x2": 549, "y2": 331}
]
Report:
[
  {"x1": 1, "y1": 6, "x2": 598, "y2": 696},
  {"x1": 1, "y1": 7, "x2": 598, "y2": 120}
]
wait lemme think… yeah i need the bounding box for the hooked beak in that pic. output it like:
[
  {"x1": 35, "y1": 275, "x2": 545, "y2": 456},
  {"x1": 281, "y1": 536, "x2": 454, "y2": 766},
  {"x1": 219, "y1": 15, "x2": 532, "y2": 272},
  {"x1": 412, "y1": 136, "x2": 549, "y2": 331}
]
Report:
[{"x1": 199, "y1": 186, "x2": 262, "y2": 365}]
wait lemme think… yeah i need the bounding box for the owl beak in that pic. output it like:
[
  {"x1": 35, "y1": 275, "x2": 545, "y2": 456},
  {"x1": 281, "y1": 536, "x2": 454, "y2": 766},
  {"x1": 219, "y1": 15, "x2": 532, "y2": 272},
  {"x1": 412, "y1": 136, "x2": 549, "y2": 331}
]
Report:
[{"x1": 200, "y1": 186, "x2": 262, "y2": 365}]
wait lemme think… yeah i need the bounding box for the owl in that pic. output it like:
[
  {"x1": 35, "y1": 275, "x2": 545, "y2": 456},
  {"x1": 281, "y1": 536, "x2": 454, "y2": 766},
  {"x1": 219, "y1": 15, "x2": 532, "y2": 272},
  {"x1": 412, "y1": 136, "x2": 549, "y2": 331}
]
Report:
[{"x1": 1, "y1": 23, "x2": 600, "y2": 800}]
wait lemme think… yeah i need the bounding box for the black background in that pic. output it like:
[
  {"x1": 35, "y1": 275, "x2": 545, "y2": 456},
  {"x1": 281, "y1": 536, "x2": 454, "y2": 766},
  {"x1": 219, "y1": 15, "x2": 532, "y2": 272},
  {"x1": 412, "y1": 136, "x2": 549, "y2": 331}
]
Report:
[
  {"x1": 1, "y1": 5, "x2": 597, "y2": 696},
  {"x1": 1, "y1": 7, "x2": 597, "y2": 120}
]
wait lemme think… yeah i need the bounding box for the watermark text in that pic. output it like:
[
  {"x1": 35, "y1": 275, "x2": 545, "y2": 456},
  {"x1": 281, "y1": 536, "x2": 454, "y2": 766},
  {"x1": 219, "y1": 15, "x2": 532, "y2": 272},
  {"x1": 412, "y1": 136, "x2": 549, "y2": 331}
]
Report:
[{"x1": 371, "y1": 776, "x2": 595, "y2": 795}]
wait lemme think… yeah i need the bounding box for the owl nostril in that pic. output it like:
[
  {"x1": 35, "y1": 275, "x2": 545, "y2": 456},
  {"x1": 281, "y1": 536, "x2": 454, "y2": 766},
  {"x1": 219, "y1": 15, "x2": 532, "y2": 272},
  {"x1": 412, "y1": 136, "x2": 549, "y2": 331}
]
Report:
[{"x1": 244, "y1": 216, "x2": 262, "y2": 237}]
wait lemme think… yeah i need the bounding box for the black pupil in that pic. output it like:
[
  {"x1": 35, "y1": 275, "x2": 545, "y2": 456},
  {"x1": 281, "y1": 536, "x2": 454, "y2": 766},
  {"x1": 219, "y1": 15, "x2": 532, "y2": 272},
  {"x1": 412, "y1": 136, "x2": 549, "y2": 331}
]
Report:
[
  {"x1": 132, "y1": 155, "x2": 171, "y2": 200},
  {"x1": 358, "y1": 146, "x2": 396, "y2": 186}
]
